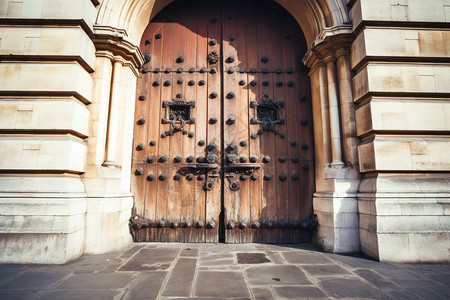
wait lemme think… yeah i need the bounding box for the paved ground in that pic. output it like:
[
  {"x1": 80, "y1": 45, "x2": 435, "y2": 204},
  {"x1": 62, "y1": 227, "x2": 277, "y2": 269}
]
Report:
[{"x1": 0, "y1": 243, "x2": 448, "y2": 300}]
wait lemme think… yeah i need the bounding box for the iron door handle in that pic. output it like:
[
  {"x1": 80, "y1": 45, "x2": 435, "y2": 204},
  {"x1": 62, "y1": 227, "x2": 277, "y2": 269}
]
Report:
[
  {"x1": 226, "y1": 163, "x2": 261, "y2": 174},
  {"x1": 187, "y1": 163, "x2": 219, "y2": 171}
]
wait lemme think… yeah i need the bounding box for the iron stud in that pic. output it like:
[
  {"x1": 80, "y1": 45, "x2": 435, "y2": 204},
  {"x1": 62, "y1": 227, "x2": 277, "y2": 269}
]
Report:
[
  {"x1": 292, "y1": 173, "x2": 299, "y2": 180},
  {"x1": 279, "y1": 174, "x2": 287, "y2": 181},
  {"x1": 144, "y1": 53, "x2": 151, "y2": 63},
  {"x1": 227, "y1": 116, "x2": 236, "y2": 125},
  {"x1": 261, "y1": 56, "x2": 269, "y2": 63},
  {"x1": 210, "y1": 67, "x2": 217, "y2": 74},
  {"x1": 257, "y1": 129, "x2": 264, "y2": 135},
  {"x1": 164, "y1": 80, "x2": 171, "y2": 86},
  {"x1": 230, "y1": 35, "x2": 235, "y2": 41},
  {"x1": 176, "y1": 67, "x2": 183, "y2": 73},
  {"x1": 139, "y1": 94, "x2": 146, "y2": 101},
  {"x1": 240, "y1": 140, "x2": 247, "y2": 147},
  {"x1": 291, "y1": 156, "x2": 299, "y2": 163},
  {"x1": 250, "y1": 134, "x2": 257, "y2": 139},
  {"x1": 239, "y1": 80, "x2": 246, "y2": 86},
  {"x1": 155, "y1": 33, "x2": 162, "y2": 39},
  {"x1": 176, "y1": 56, "x2": 184, "y2": 63},
  {"x1": 177, "y1": 79, "x2": 183, "y2": 84},
  {"x1": 240, "y1": 175, "x2": 248, "y2": 181},
  {"x1": 264, "y1": 174, "x2": 272, "y2": 181},
  {"x1": 227, "y1": 67, "x2": 234, "y2": 74},
  {"x1": 239, "y1": 68, "x2": 245, "y2": 73},
  {"x1": 200, "y1": 68, "x2": 207, "y2": 73},
  {"x1": 240, "y1": 156, "x2": 248, "y2": 163},
  {"x1": 158, "y1": 220, "x2": 165, "y2": 227},
  {"x1": 137, "y1": 118, "x2": 146, "y2": 125},
  {"x1": 197, "y1": 156, "x2": 205, "y2": 162},
  {"x1": 290, "y1": 141, "x2": 296, "y2": 147},
  {"x1": 227, "y1": 92, "x2": 235, "y2": 99},
  {"x1": 161, "y1": 133, "x2": 167, "y2": 138},
  {"x1": 187, "y1": 156, "x2": 195, "y2": 163},
  {"x1": 251, "y1": 174, "x2": 259, "y2": 181},
  {"x1": 227, "y1": 222, "x2": 235, "y2": 229},
  {"x1": 198, "y1": 175, "x2": 205, "y2": 180},
  {"x1": 136, "y1": 143, "x2": 144, "y2": 151},
  {"x1": 251, "y1": 221, "x2": 260, "y2": 228},
  {"x1": 186, "y1": 173, "x2": 194, "y2": 181},
  {"x1": 276, "y1": 80, "x2": 283, "y2": 86},
  {"x1": 300, "y1": 118, "x2": 308, "y2": 125},
  {"x1": 153, "y1": 68, "x2": 160, "y2": 73},
  {"x1": 147, "y1": 157, "x2": 154, "y2": 164},
  {"x1": 250, "y1": 68, "x2": 257, "y2": 73},
  {"x1": 263, "y1": 80, "x2": 269, "y2": 86},
  {"x1": 199, "y1": 80, "x2": 206, "y2": 86},
  {"x1": 209, "y1": 117, "x2": 218, "y2": 124},
  {"x1": 250, "y1": 156, "x2": 258, "y2": 163},
  {"x1": 209, "y1": 39, "x2": 217, "y2": 46},
  {"x1": 165, "y1": 68, "x2": 171, "y2": 73},
  {"x1": 210, "y1": 92, "x2": 218, "y2": 99},
  {"x1": 226, "y1": 56, "x2": 235, "y2": 63},
  {"x1": 171, "y1": 221, "x2": 179, "y2": 228},
  {"x1": 301, "y1": 143, "x2": 308, "y2": 150},
  {"x1": 153, "y1": 80, "x2": 160, "y2": 87},
  {"x1": 197, "y1": 220, "x2": 204, "y2": 228},
  {"x1": 279, "y1": 133, "x2": 285, "y2": 138},
  {"x1": 174, "y1": 174, "x2": 181, "y2": 180},
  {"x1": 263, "y1": 155, "x2": 270, "y2": 163},
  {"x1": 262, "y1": 68, "x2": 269, "y2": 74},
  {"x1": 174, "y1": 156, "x2": 182, "y2": 163},
  {"x1": 299, "y1": 94, "x2": 306, "y2": 101},
  {"x1": 302, "y1": 163, "x2": 310, "y2": 170},
  {"x1": 176, "y1": 93, "x2": 182, "y2": 98},
  {"x1": 250, "y1": 80, "x2": 257, "y2": 86},
  {"x1": 287, "y1": 68, "x2": 293, "y2": 73},
  {"x1": 188, "y1": 80, "x2": 195, "y2": 86},
  {"x1": 189, "y1": 68, "x2": 195, "y2": 73},
  {"x1": 159, "y1": 155, "x2": 168, "y2": 163},
  {"x1": 145, "y1": 38, "x2": 152, "y2": 45},
  {"x1": 278, "y1": 156, "x2": 286, "y2": 163},
  {"x1": 188, "y1": 132, "x2": 195, "y2": 138},
  {"x1": 159, "y1": 173, "x2": 167, "y2": 181},
  {"x1": 287, "y1": 81, "x2": 294, "y2": 87},
  {"x1": 198, "y1": 140, "x2": 205, "y2": 146},
  {"x1": 276, "y1": 68, "x2": 282, "y2": 74},
  {"x1": 207, "y1": 221, "x2": 216, "y2": 229},
  {"x1": 149, "y1": 140, "x2": 156, "y2": 146},
  {"x1": 147, "y1": 173, "x2": 155, "y2": 181},
  {"x1": 135, "y1": 168, "x2": 143, "y2": 175}
]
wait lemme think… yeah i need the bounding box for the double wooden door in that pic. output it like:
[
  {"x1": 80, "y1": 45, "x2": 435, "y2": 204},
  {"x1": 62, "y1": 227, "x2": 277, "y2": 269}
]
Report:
[{"x1": 131, "y1": 0, "x2": 314, "y2": 243}]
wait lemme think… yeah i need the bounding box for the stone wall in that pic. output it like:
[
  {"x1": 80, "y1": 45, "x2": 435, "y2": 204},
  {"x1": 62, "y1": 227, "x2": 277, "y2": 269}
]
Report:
[{"x1": 349, "y1": 0, "x2": 450, "y2": 262}]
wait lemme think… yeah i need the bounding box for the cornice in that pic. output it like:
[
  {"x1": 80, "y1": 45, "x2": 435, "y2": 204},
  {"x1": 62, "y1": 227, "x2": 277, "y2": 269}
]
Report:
[
  {"x1": 92, "y1": 25, "x2": 144, "y2": 71},
  {"x1": 303, "y1": 25, "x2": 353, "y2": 71}
]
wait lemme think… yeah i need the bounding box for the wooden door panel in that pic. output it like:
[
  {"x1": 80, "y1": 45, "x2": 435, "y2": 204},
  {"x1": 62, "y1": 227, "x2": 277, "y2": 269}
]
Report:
[{"x1": 131, "y1": 0, "x2": 315, "y2": 243}]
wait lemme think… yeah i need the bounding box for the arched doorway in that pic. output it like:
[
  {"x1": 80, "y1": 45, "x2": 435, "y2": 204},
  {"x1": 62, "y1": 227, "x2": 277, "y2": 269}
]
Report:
[{"x1": 130, "y1": 0, "x2": 315, "y2": 243}]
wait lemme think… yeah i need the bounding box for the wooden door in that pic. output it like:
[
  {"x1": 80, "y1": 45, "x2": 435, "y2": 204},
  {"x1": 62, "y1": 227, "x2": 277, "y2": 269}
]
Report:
[{"x1": 130, "y1": 0, "x2": 314, "y2": 244}]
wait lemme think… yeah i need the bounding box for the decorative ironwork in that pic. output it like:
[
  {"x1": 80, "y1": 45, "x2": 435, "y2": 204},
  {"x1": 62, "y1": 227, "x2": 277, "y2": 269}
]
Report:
[
  {"x1": 162, "y1": 100, "x2": 195, "y2": 136},
  {"x1": 250, "y1": 98, "x2": 285, "y2": 136},
  {"x1": 208, "y1": 51, "x2": 219, "y2": 64}
]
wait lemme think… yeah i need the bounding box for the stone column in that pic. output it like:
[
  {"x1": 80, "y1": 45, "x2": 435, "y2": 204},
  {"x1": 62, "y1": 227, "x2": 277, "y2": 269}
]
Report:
[
  {"x1": 324, "y1": 56, "x2": 344, "y2": 167},
  {"x1": 336, "y1": 48, "x2": 358, "y2": 166},
  {"x1": 318, "y1": 63, "x2": 331, "y2": 166},
  {"x1": 103, "y1": 58, "x2": 124, "y2": 167}
]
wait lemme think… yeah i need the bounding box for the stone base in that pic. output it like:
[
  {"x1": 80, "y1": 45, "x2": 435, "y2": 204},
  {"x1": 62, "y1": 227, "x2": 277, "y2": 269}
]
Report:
[
  {"x1": 358, "y1": 174, "x2": 450, "y2": 263},
  {"x1": 0, "y1": 176, "x2": 133, "y2": 264}
]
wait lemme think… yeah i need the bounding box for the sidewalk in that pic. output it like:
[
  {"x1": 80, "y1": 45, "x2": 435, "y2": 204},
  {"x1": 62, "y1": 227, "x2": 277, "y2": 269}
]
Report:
[{"x1": 0, "y1": 243, "x2": 448, "y2": 300}]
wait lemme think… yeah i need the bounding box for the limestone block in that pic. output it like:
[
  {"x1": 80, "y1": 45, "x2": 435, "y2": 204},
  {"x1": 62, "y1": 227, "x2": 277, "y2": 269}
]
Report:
[
  {"x1": 0, "y1": 136, "x2": 87, "y2": 173},
  {"x1": 0, "y1": 213, "x2": 85, "y2": 234},
  {"x1": 352, "y1": 0, "x2": 450, "y2": 29},
  {"x1": 352, "y1": 29, "x2": 450, "y2": 68},
  {"x1": 0, "y1": 62, "x2": 93, "y2": 103},
  {"x1": 0, "y1": 196, "x2": 87, "y2": 216},
  {"x1": 358, "y1": 137, "x2": 450, "y2": 172},
  {"x1": 0, "y1": 229, "x2": 85, "y2": 264},
  {"x1": 0, "y1": 98, "x2": 89, "y2": 136},
  {"x1": 353, "y1": 63, "x2": 450, "y2": 102},
  {"x1": 84, "y1": 196, "x2": 133, "y2": 254},
  {"x1": 0, "y1": 0, "x2": 97, "y2": 30},
  {"x1": 356, "y1": 98, "x2": 450, "y2": 136},
  {"x1": 0, "y1": 27, "x2": 96, "y2": 71},
  {"x1": 0, "y1": 175, "x2": 85, "y2": 194}
]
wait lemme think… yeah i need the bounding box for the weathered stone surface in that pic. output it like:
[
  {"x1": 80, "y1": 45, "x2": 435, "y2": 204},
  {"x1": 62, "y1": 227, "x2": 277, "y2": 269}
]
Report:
[
  {"x1": 162, "y1": 258, "x2": 197, "y2": 297},
  {"x1": 302, "y1": 264, "x2": 352, "y2": 276},
  {"x1": 194, "y1": 271, "x2": 250, "y2": 298},
  {"x1": 318, "y1": 277, "x2": 386, "y2": 299},
  {"x1": 237, "y1": 253, "x2": 271, "y2": 264},
  {"x1": 281, "y1": 252, "x2": 333, "y2": 264},
  {"x1": 245, "y1": 265, "x2": 311, "y2": 285},
  {"x1": 54, "y1": 273, "x2": 135, "y2": 290},
  {"x1": 122, "y1": 272, "x2": 167, "y2": 300},
  {"x1": 35, "y1": 289, "x2": 122, "y2": 300},
  {"x1": 118, "y1": 248, "x2": 179, "y2": 271},
  {"x1": 273, "y1": 285, "x2": 327, "y2": 299},
  {"x1": 0, "y1": 271, "x2": 70, "y2": 290},
  {"x1": 251, "y1": 286, "x2": 275, "y2": 300}
]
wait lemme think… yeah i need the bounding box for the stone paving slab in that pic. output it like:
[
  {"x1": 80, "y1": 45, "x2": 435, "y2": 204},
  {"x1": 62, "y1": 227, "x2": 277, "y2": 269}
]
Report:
[{"x1": 0, "y1": 243, "x2": 449, "y2": 300}]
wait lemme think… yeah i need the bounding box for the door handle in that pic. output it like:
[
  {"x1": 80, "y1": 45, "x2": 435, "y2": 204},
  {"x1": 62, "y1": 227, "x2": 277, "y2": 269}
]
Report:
[
  {"x1": 187, "y1": 163, "x2": 219, "y2": 171},
  {"x1": 226, "y1": 163, "x2": 261, "y2": 174}
]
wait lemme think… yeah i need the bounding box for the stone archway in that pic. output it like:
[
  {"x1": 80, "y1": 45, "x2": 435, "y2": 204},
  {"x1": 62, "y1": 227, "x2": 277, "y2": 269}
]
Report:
[{"x1": 89, "y1": 0, "x2": 360, "y2": 255}]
